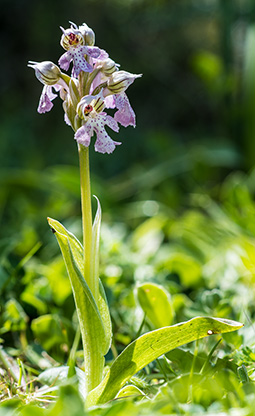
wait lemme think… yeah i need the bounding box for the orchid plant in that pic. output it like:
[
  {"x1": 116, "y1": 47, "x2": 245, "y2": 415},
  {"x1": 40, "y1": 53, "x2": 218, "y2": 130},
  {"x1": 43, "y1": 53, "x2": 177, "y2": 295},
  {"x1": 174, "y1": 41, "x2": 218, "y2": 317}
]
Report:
[{"x1": 29, "y1": 21, "x2": 243, "y2": 408}]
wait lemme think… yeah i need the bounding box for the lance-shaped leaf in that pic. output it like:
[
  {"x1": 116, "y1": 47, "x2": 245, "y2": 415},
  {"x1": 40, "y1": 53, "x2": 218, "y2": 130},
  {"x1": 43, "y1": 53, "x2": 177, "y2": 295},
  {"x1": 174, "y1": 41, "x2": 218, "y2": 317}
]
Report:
[
  {"x1": 98, "y1": 278, "x2": 112, "y2": 355},
  {"x1": 91, "y1": 197, "x2": 112, "y2": 354},
  {"x1": 48, "y1": 217, "x2": 112, "y2": 356},
  {"x1": 86, "y1": 317, "x2": 243, "y2": 407},
  {"x1": 91, "y1": 196, "x2": 101, "y2": 303},
  {"x1": 47, "y1": 217, "x2": 106, "y2": 390},
  {"x1": 48, "y1": 217, "x2": 83, "y2": 268}
]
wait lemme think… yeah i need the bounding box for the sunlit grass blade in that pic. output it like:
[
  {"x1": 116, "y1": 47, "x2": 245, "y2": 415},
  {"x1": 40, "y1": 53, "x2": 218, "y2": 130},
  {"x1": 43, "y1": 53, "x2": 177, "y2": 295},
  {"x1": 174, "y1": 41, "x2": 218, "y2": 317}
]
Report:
[{"x1": 86, "y1": 316, "x2": 243, "y2": 406}]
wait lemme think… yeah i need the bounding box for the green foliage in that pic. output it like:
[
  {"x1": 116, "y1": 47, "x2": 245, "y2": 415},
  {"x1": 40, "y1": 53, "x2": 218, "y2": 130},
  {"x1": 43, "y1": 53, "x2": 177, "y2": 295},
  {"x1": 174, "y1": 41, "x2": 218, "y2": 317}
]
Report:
[
  {"x1": 1, "y1": 163, "x2": 255, "y2": 413},
  {"x1": 86, "y1": 317, "x2": 243, "y2": 406},
  {"x1": 136, "y1": 282, "x2": 174, "y2": 328},
  {"x1": 47, "y1": 217, "x2": 111, "y2": 392},
  {"x1": 1, "y1": 300, "x2": 28, "y2": 333},
  {"x1": 31, "y1": 314, "x2": 74, "y2": 354}
]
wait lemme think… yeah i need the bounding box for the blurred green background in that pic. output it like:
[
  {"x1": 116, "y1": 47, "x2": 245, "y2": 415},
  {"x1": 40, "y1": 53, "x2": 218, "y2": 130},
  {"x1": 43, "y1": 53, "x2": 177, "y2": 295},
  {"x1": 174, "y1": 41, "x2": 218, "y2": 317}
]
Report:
[
  {"x1": 1, "y1": 0, "x2": 255, "y2": 364},
  {"x1": 1, "y1": 0, "x2": 255, "y2": 237}
]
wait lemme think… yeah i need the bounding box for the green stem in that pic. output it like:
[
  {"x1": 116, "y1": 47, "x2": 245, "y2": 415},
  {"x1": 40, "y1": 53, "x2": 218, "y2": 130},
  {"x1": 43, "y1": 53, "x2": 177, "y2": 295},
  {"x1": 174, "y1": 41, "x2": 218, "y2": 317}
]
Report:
[
  {"x1": 78, "y1": 144, "x2": 93, "y2": 293},
  {"x1": 78, "y1": 144, "x2": 103, "y2": 393},
  {"x1": 78, "y1": 71, "x2": 89, "y2": 97},
  {"x1": 85, "y1": 68, "x2": 101, "y2": 95}
]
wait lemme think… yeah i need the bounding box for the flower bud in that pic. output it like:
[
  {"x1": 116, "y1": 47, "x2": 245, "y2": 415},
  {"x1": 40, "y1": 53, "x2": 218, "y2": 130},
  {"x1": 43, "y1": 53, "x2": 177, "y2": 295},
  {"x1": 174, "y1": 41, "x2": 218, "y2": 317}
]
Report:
[
  {"x1": 107, "y1": 71, "x2": 142, "y2": 94},
  {"x1": 78, "y1": 23, "x2": 95, "y2": 46},
  {"x1": 28, "y1": 61, "x2": 61, "y2": 86},
  {"x1": 96, "y1": 58, "x2": 118, "y2": 76}
]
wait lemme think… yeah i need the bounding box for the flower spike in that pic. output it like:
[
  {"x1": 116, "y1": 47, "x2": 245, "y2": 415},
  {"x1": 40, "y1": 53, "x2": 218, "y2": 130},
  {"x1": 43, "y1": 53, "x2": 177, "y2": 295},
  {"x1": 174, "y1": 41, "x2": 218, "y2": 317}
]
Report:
[{"x1": 30, "y1": 21, "x2": 141, "y2": 153}]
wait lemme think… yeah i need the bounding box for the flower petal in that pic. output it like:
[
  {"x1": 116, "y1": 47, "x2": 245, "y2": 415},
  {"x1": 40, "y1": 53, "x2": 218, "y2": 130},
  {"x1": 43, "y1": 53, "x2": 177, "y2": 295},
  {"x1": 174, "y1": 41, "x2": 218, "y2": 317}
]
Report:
[
  {"x1": 114, "y1": 93, "x2": 136, "y2": 127},
  {"x1": 94, "y1": 130, "x2": 121, "y2": 154},
  {"x1": 72, "y1": 46, "x2": 93, "y2": 76},
  {"x1": 85, "y1": 46, "x2": 102, "y2": 59},
  {"x1": 104, "y1": 95, "x2": 115, "y2": 109},
  {"x1": 64, "y1": 113, "x2": 72, "y2": 126},
  {"x1": 96, "y1": 49, "x2": 109, "y2": 61},
  {"x1": 104, "y1": 114, "x2": 119, "y2": 132},
  {"x1": 37, "y1": 85, "x2": 57, "y2": 114},
  {"x1": 59, "y1": 45, "x2": 108, "y2": 78},
  {"x1": 58, "y1": 51, "x2": 72, "y2": 71},
  {"x1": 74, "y1": 123, "x2": 93, "y2": 147}
]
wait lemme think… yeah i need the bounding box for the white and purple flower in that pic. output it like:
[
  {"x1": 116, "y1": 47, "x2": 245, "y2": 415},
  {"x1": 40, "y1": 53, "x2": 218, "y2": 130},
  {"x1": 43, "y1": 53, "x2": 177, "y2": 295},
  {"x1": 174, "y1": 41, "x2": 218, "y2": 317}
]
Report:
[
  {"x1": 75, "y1": 93, "x2": 121, "y2": 154},
  {"x1": 103, "y1": 71, "x2": 142, "y2": 127},
  {"x1": 59, "y1": 23, "x2": 108, "y2": 77}
]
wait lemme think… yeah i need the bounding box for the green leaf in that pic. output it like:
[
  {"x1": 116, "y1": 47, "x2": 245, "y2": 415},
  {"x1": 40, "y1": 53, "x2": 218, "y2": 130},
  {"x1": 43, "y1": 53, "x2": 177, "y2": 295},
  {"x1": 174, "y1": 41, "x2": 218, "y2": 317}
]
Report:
[
  {"x1": 31, "y1": 314, "x2": 72, "y2": 352},
  {"x1": 92, "y1": 197, "x2": 112, "y2": 354},
  {"x1": 115, "y1": 385, "x2": 146, "y2": 399},
  {"x1": 2, "y1": 299, "x2": 28, "y2": 333},
  {"x1": 47, "y1": 216, "x2": 112, "y2": 356},
  {"x1": 136, "y1": 282, "x2": 174, "y2": 328},
  {"x1": 98, "y1": 279, "x2": 112, "y2": 355},
  {"x1": 164, "y1": 253, "x2": 202, "y2": 288},
  {"x1": 86, "y1": 316, "x2": 243, "y2": 407},
  {"x1": 47, "y1": 217, "x2": 83, "y2": 270},
  {"x1": 47, "y1": 217, "x2": 106, "y2": 390},
  {"x1": 48, "y1": 384, "x2": 85, "y2": 416},
  {"x1": 91, "y1": 196, "x2": 101, "y2": 303}
]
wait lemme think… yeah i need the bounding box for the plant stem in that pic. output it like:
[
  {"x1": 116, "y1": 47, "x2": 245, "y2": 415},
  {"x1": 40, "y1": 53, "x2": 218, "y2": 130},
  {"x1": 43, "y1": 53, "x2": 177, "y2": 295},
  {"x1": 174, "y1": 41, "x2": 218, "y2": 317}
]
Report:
[
  {"x1": 78, "y1": 144, "x2": 93, "y2": 292},
  {"x1": 78, "y1": 144, "x2": 103, "y2": 393}
]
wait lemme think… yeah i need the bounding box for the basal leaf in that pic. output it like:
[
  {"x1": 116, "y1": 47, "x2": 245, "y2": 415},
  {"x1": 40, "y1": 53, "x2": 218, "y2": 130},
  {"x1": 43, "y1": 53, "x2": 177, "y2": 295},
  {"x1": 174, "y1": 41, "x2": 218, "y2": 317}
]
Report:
[
  {"x1": 47, "y1": 217, "x2": 106, "y2": 391},
  {"x1": 47, "y1": 217, "x2": 112, "y2": 356},
  {"x1": 47, "y1": 217, "x2": 83, "y2": 270},
  {"x1": 86, "y1": 316, "x2": 243, "y2": 406}
]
